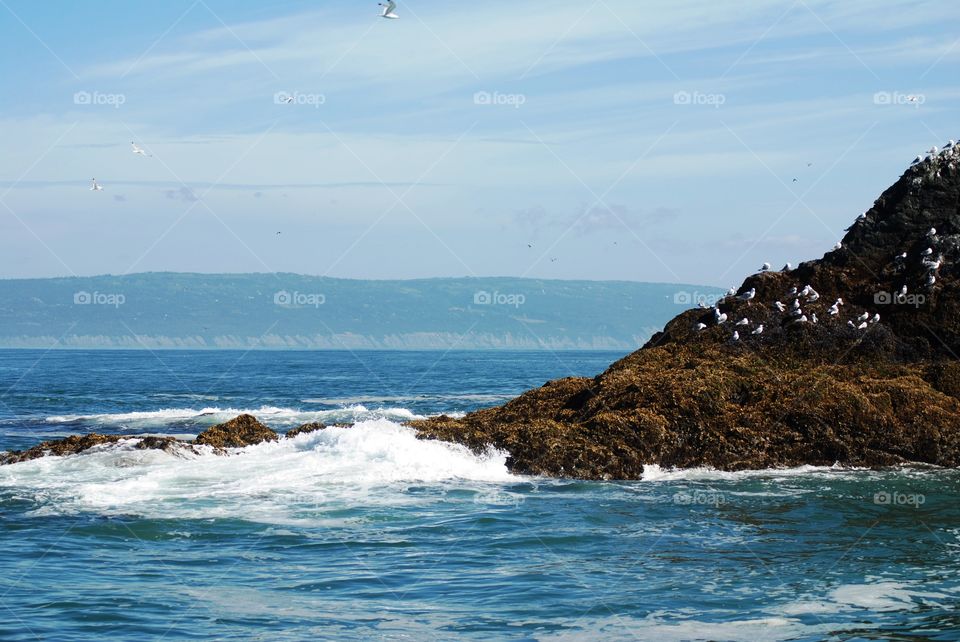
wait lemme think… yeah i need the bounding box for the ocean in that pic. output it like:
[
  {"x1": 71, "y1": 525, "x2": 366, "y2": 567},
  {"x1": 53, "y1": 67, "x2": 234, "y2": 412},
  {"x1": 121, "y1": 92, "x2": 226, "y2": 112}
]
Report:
[{"x1": 0, "y1": 350, "x2": 957, "y2": 641}]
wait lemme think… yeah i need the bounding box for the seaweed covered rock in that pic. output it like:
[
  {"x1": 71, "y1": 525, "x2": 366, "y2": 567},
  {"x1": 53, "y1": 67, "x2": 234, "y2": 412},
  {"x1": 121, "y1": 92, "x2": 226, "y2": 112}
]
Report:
[
  {"x1": 0, "y1": 433, "x2": 125, "y2": 465},
  {"x1": 412, "y1": 142, "x2": 960, "y2": 479},
  {"x1": 285, "y1": 422, "x2": 327, "y2": 439},
  {"x1": 194, "y1": 414, "x2": 278, "y2": 449}
]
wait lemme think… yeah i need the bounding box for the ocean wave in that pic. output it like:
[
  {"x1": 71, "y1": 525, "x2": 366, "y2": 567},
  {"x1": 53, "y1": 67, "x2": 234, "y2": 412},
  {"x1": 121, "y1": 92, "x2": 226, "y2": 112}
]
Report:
[
  {"x1": 301, "y1": 393, "x2": 515, "y2": 405},
  {"x1": 640, "y1": 463, "x2": 859, "y2": 482},
  {"x1": 44, "y1": 404, "x2": 425, "y2": 428},
  {"x1": 0, "y1": 419, "x2": 516, "y2": 523}
]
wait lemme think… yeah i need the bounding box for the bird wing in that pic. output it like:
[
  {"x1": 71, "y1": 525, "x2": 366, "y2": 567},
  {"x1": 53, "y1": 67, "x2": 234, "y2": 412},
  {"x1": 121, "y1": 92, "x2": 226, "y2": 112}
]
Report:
[{"x1": 387, "y1": 1, "x2": 397, "y2": 10}]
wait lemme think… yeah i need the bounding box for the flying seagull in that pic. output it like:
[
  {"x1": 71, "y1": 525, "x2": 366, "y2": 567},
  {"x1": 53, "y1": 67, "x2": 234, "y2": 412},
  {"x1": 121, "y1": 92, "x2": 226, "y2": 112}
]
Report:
[
  {"x1": 379, "y1": 1, "x2": 399, "y2": 18},
  {"x1": 131, "y1": 142, "x2": 151, "y2": 157},
  {"x1": 90, "y1": 178, "x2": 103, "y2": 192}
]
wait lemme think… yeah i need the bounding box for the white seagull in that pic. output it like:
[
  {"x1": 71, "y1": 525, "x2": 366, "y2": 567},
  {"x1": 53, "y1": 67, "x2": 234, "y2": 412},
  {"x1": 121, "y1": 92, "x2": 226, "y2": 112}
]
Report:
[
  {"x1": 857, "y1": 312, "x2": 869, "y2": 322},
  {"x1": 89, "y1": 178, "x2": 103, "y2": 192},
  {"x1": 927, "y1": 274, "x2": 937, "y2": 286},
  {"x1": 131, "y1": 142, "x2": 151, "y2": 157},
  {"x1": 787, "y1": 287, "x2": 798, "y2": 297},
  {"x1": 736, "y1": 318, "x2": 749, "y2": 326},
  {"x1": 870, "y1": 313, "x2": 880, "y2": 324},
  {"x1": 922, "y1": 247, "x2": 934, "y2": 256},
  {"x1": 716, "y1": 312, "x2": 728, "y2": 324},
  {"x1": 792, "y1": 299, "x2": 801, "y2": 310},
  {"x1": 760, "y1": 262, "x2": 771, "y2": 272},
  {"x1": 774, "y1": 301, "x2": 786, "y2": 312},
  {"x1": 726, "y1": 287, "x2": 736, "y2": 297},
  {"x1": 811, "y1": 313, "x2": 818, "y2": 324},
  {"x1": 738, "y1": 288, "x2": 756, "y2": 302},
  {"x1": 899, "y1": 285, "x2": 908, "y2": 296},
  {"x1": 927, "y1": 227, "x2": 937, "y2": 237},
  {"x1": 833, "y1": 241, "x2": 843, "y2": 251},
  {"x1": 828, "y1": 303, "x2": 840, "y2": 316},
  {"x1": 781, "y1": 262, "x2": 793, "y2": 271},
  {"x1": 732, "y1": 331, "x2": 740, "y2": 341},
  {"x1": 858, "y1": 321, "x2": 868, "y2": 330},
  {"x1": 695, "y1": 323, "x2": 707, "y2": 331},
  {"x1": 379, "y1": 1, "x2": 399, "y2": 18},
  {"x1": 751, "y1": 325, "x2": 764, "y2": 335}
]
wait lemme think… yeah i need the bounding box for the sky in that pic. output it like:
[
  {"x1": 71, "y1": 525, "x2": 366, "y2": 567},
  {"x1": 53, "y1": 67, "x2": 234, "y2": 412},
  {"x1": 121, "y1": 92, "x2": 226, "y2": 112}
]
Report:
[{"x1": 0, "y1": 0, "x2": 957, "y2": 287}]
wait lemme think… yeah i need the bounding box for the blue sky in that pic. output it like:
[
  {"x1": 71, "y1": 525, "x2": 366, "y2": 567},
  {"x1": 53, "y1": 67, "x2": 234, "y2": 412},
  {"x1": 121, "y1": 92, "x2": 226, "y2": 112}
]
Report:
[{"x1": 0, "y1": 0, "x2": 956, "y2": 286}]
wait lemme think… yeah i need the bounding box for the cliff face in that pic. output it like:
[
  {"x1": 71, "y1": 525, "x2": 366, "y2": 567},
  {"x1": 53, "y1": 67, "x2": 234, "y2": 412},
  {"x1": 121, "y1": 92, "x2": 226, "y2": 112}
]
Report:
[{"x1": 412, "y1": 143, "x2": 960, "y2": 479}]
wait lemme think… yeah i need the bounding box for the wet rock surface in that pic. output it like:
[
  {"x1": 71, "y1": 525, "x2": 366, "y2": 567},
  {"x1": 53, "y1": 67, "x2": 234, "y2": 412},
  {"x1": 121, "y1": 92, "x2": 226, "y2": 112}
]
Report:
[
  {"x1": 193, "y1": 414, "x2": 279, "y2": 449},
  {"x1": 412, "y1": 144, "x2": 960, "y2": 479},
  {"x1": 285, "y1": 422, "x2": 327, "y2": 439}
]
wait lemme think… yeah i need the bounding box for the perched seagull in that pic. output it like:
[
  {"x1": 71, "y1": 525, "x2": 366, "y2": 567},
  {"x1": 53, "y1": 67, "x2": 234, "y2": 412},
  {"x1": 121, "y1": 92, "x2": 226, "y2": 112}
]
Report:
[
  {"x1": 828, "y1": 303, "x2": 840, "y2": 316},
  {"x1": 716, "y1": 312, "x2": 728, "y2": 324},
  {"x1": 848, "y1": 320, "x2": 856, "y2": 328},
  {"x1": 927, "y1": 274, "x2": 937, "y2": 286},
  {"x1": 760, "y1": 262, "x2": 771, "y2": 272},
  {"x1": 736, "y1": 318, "x2": 749, "y2": 326},
  {"x1": 925, "y1": 258, "x2": 942, "y2": 271},
  {"x1": 929, "y1": 146, "x2": 939, "y2": 156},
  {"x1": 895, "y1": 252, "x2": 908, "y2": 261},
  {"x1": 787, "y1": 286, "x2": 798, "y2": 297},
  {"x1": 927, "y1": 227, "x2": 937, "y2": 237},
  {"x1": 792, "y1": 299, "x2": 801, "y2": 310},
  {"x1": 697, "y1": 301, "x2": 709, "y2": 309},
  {"x1": 793, "y1": 314, "x2": 809, "y2": 324},
  {"x1": 900, "y1": 285, "x2": 908, "y2": 296},
  {"x1": 835, "y1": 298, "x2": 844, "y2": 306},
  {"x1": 870, "y1": 313, "x2": 880, "y2": 324},
  {"x1": 695, "y1": 323, "x2": 707, "y2": 331},
  {"x1": 856, "y1": 213, "x2": 866, "y2": 223},
  {"x1": 781, "y1": 263, "x2": 793, "y2": 271},
  {"x1": 912, "y1": 155, "x2": 923, "y2": 165},
  {"x1": 833, "y1": 241, "x2": 843, "y2": 251},
  {"x1": 131, "y1": 142, "x2": 151, "y2": 157},
  {"x1": 89, "y1": 178, "x2": 103, "y2": 192},
  {"x1": 732, "y1": 331, "x2": 740, "y2": 341},
  {"x1": 857, "y1": 312, "x2": 869, "y2": 322},
  {"x1": 791, "y1": 307, "x2": 804, "y2": 317},
  {"x1": 811, "y1": 313, "x2": 818, "y2": 324},
  {"x1": 922, "y1": 247, "x2": 934, "y2": 256},
  {"x1": 774, "y1": 301, "x2": 786, "y2": 312},
  {"x1": 857, "y1": 321, "x2": 868, "y2": 330},
  {"x1": 726, "y1": 287, "x2": 736, "y2": 297},
  {"x1": 379, "y1": 1, "x2": 399, "y2": 18},
  {"x1": 751, "y1": 325, "x2": 764, "y2": 335},
  {"x1": 738, "y1": 288, "x2": 756, "y2": 302}
]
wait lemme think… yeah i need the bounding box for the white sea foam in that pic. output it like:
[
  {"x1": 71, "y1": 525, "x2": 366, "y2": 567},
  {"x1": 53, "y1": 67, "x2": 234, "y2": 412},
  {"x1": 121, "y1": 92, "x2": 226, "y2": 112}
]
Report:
[
  {"x1": 0, "y1": 419, "x2": 516, "y2": 523},
  {"x1": 44, "y1": 404, "x2": 425, "y2": 428},
  {"x1": 640, "y1": 463, "x2": 857, "y2": 482}
]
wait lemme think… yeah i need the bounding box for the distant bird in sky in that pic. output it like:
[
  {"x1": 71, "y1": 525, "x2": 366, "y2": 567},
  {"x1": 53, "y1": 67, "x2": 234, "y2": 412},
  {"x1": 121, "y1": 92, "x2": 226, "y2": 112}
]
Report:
[
  {"x1": 792, "y1": 178, "x2": 798, "y2": 183},
  {"x1": 131, "y1": 142, "x2": 151, "y2": 157},
  {"x1": 379, "y1": 1, "x2": 399, "y2": 18},
  {"x1": 89, "y1": 178, "x2": 103, "y2": 192}
]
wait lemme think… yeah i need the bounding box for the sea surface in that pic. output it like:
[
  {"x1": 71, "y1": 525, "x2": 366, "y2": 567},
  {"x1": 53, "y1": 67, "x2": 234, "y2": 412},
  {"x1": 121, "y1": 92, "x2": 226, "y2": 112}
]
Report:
[{"x1": 0, "y1": 349, "x2": 958, "y2": 641}]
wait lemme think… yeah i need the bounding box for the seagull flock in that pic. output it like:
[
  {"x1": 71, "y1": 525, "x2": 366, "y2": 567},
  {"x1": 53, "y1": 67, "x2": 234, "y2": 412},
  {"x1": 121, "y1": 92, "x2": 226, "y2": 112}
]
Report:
[
  {"x1": 691, "y1": 138, "x2": 957, "y2": 343},
  {"x1": 87, "y1": 3, "x2": 400, "y2": 193}
]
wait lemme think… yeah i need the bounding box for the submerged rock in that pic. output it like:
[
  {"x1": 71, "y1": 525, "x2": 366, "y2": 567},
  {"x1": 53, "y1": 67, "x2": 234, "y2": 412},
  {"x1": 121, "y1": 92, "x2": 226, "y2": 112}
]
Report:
[
  {"x1": 285, "y1": 422, "x2": 327, "y2": 439},
  {"x1": 0, "y1": 433, "x2": 125, "y2": 465},
  {"x1": 194, "y1": 414, "x2": 278, "y2": 449},
  {"x1": 412, "y1": 142, "x2": 960, "y2": 478}
]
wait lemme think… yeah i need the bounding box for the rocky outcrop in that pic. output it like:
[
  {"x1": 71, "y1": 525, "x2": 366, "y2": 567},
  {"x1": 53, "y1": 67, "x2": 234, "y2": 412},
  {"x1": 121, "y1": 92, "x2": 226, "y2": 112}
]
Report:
[
  {"x1": 193, "y1": 414, "x2": 278, "y2": 449},
  {"x1": 285, "y1": 422, "x2": 327, "y2": 439},
  {"x1": 0, "y1": 433, "x2": 125, "y2": 465},
  {"x1": 1, "y1": 415, "x2": 278, "y2": 465},
  {"x1": 412, "y1": 142, "x2": 960, "y2": 478}
]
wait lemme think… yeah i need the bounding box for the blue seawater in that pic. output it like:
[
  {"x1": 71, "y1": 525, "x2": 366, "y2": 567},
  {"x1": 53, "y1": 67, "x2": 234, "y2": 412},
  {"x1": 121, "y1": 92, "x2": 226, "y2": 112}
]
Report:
[{"x1": 0, "y1": 350, "x2": 958, "y2": 641}]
